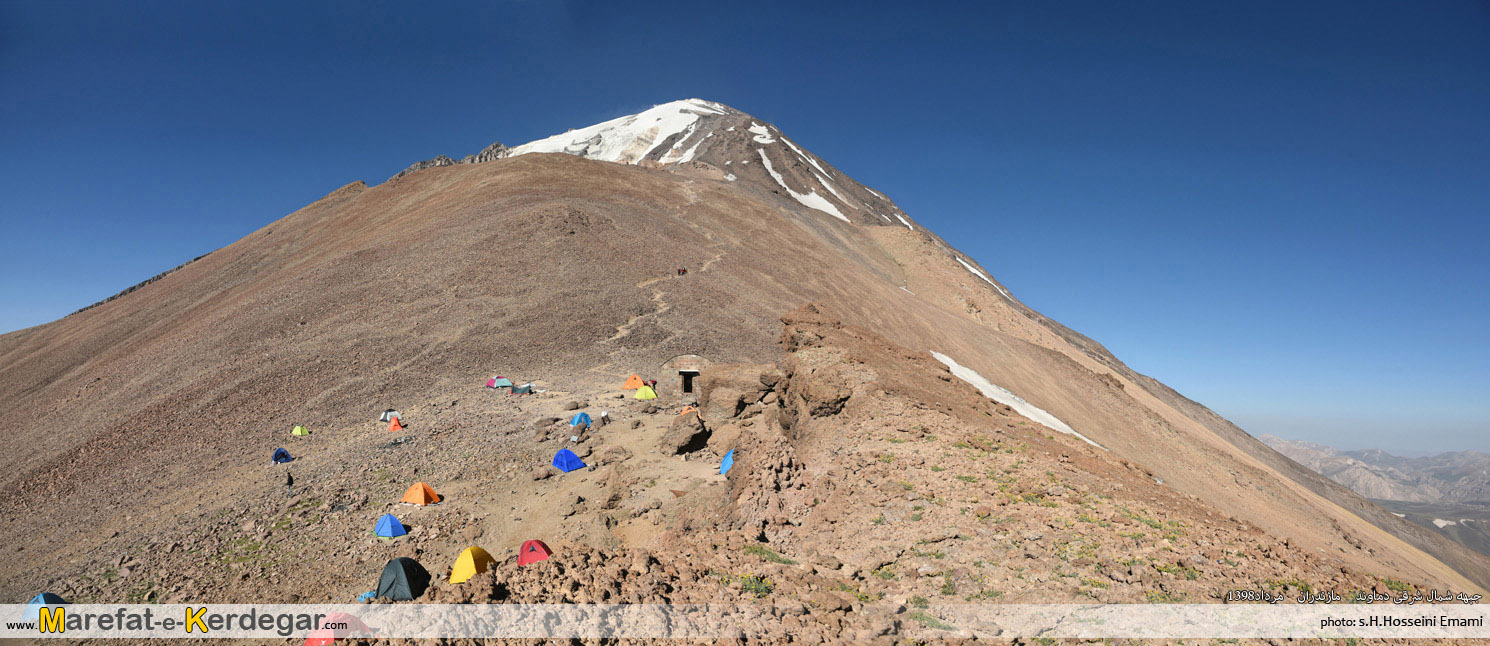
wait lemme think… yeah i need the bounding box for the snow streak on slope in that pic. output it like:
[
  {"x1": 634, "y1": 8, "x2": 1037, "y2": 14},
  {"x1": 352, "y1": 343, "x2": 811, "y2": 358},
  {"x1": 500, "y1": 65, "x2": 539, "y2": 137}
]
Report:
[
  {"x1": 930, "y1": 351, "x2": 1105, "y2": 450},
  {"x1": 956, "y1": 257, "x2": 1010, "y2": 299},
  {"x1": 509, "y1": 99, "x2": 723, "y2": 164},
  {"x1": 757, "y1": 149, "x2": 850, "y2": 222},
  {"x1": 782, "y1": 137, "x2": 832, "y2": 178}
]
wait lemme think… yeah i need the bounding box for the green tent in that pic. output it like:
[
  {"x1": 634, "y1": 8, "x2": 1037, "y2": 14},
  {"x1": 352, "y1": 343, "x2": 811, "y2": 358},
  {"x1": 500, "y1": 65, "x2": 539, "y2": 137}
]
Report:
[
  {"x1": 376, "y1": 557, "x2": 430, "y2": 601},
  {"x1": 291, "y1": 425, "x2": 311, "y2": 436}
]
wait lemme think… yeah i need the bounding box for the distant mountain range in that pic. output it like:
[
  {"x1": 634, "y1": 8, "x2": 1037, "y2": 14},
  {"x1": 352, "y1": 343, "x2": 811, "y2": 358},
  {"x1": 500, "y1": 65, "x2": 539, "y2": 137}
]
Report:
[
  {"x1": 1260, "y1": 435, "x2": 1490, "y2": 504},
  {"x1": 1261, "y1": 435, "x2": 1490, "y2": 563}
]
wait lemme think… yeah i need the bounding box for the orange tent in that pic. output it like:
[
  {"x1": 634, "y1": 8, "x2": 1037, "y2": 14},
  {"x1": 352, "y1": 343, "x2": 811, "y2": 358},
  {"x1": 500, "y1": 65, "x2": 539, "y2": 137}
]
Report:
[
  {"x1": 678, "y1": 405, "x2": 698, "y2": 418},
  {"x1": 622, "y1": 374, "x2": 644, "y2": 390},
  {"x1": 387, "y1": 416, "x2": 404, "y2": 432},
  {"x1": 400, "y1": 482, "x2": 440, "y2": 505}
]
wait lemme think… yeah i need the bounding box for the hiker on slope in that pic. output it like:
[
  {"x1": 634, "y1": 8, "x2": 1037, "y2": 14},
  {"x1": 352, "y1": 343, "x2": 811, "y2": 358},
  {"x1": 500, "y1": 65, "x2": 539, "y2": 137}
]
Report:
[{"x1": 285, "y1": 470, "x2": 294, "y2": 497}]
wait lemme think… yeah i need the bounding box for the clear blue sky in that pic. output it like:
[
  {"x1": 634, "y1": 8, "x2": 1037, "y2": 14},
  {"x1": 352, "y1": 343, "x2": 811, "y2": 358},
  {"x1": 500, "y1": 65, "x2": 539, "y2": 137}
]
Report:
[{"x1": 3, "y1": 1, "x2": 1486, "y2": 454}]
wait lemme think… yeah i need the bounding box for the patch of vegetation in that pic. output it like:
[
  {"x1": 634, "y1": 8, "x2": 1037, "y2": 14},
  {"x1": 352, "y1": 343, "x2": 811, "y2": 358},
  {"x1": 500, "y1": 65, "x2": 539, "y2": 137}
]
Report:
[
  {"x1": 909, "y1": 595, "x2": 929, "y2": 608},
  {"x1": 1379, "y1": 577, "x2": 1412, "y2": 593},
  {"x1": 878, "y1": 454, "x2": 895, "y2": 463},
  {"x1": 833, "y1": 582, "x2": 879, "y2": 603},
  {"x1": 887, "y1": 438, "x2": 906, "y2": 444},
  {"x1": 964, "y1": 590, "x2": 1004, "y2": 602},
  {"x1": 907, "y1": 612, "x2": 957, "y2": 631},
  {"x1": 929, "y1": 465, "x2": 945, "y2": 472},
  {"x1": 955, "y1": 475, "x2": 977, "y2": 483},
  {"x1": 1145, "y1": 590, "x2": 1186, "y2": 603},
  {"x1": 872, "y1": 514, "x2": 886, "y2": 525},
  {"x1": 872, "y1": 567, "x2": 897, "y2": 581},
  {"x1": 898, "y1": 481, "x2": 916, "y2": 491},
  {"x1": 1081, "y1": 577, "x2": 1110, "y2": 589},
  {"x1": 713, "y1": 571, "x2": 775, "y2": 598},
  {"x1": 909, "y1": 512, "x2": 923, "y2": 521},
  {"x1": 939, "y1": 573, "x2": 957, "y2": 595},
  {"x1": 219, "y1": 536, "x2": 265, "y2": 564},
  {"x1": 743, "y1": 544, "x2": 797, "y2": 565},
  {"x1": 1155, "y1": 563, "x2": 1201, "y2": 580}
]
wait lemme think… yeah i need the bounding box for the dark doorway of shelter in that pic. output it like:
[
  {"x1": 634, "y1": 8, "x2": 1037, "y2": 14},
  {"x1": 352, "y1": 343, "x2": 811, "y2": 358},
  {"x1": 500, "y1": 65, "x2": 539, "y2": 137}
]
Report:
[{"x1": 680, "y1": 370, "x2": 699, "y2": 394}]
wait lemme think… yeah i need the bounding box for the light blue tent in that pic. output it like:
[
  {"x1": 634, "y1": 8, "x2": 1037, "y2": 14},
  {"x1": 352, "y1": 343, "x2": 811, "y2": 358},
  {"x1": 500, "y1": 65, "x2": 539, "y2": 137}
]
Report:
[
  {"x1": 553, "y1": 449, "x2": 587, "y2": 473},
  {"x1": 569, "y1": 412, "x2": 592, "y2": 427},
  {"x1": 374, "y1": 513, "x2": 407, "y2": 538},
  {"x1": 29, "y1": 593, "x2": 67, "y2": 605},
  {"x1": 719, "y1": 450, "x2": 735, "y2": 475}
]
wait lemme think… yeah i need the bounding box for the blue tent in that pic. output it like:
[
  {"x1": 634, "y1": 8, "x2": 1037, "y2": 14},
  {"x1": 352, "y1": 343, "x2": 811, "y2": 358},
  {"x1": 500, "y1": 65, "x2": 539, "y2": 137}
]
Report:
[
  {"x1": 553, "y1": 449, "x2": 587, "y2": 473},
  {"x1": 719, "y1": 450, "x2": 735, "y2": 475},
  {"x1": 271, "y1": 448, "x2": 293, "y2": 464},
  {"x1": 569, "y1": 412, "x2": 592, "y2": 427},
  {"x1": 374, "y1": 513, "x2": 407, "y2": 538},
  {"x1": 29, "y1": 593, "x2": 67, "y2": 605}
]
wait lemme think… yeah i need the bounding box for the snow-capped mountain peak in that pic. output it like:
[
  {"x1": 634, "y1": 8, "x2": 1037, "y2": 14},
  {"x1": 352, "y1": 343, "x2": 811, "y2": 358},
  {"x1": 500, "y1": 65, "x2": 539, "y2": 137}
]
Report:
[{"x1": 390, "y1": 99, "x2": 920, "y2": 230}]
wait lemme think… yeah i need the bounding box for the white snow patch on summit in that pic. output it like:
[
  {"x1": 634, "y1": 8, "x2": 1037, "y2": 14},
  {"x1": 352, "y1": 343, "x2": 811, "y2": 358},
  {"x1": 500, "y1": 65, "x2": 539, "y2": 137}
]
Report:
[
  {"x1": 510, "y1": 99, "x2": 719, "y2": 164},
  {"x1": 956, "y1": 257, "x2": 1011, "y2": 299},
  {"x1": 748, "y1": 123, "x2": 776, "y2": 144},
  {"x1": 757, "y1": 149, "x2": 849, "y2": 222},
  {"x1": 1434, "y1": 519, "x2": 1458, "y2": 528},
  {"x1": 931, "y1": 351, "x2": 1104, "y2": 450},
  {"x1": 893, "y1": 212, "x2": 914, "y2": 230}
]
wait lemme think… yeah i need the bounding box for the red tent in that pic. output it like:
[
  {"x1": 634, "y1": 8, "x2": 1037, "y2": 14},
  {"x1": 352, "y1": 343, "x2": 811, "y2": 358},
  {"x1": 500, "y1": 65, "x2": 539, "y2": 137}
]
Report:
[
  {"x1": 518, "y1": 539, "x2": 553, "y2": 566},
  {"x1": 303, "y1": 613, "x2": 373, "y2": 645}
]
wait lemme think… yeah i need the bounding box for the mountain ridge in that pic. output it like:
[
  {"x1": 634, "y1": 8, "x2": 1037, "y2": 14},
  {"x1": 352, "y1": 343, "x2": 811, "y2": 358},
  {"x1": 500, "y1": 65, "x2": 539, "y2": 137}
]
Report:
[{"x1": 3, "y1": 99, "x2": 1486, "y2": 610}]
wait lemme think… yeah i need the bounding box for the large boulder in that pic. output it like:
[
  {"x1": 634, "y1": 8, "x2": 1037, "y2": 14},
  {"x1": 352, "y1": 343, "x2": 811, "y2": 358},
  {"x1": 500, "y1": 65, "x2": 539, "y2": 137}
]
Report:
[{"x1": 658, "y1": 411, "x2": 709, "y2": 454}]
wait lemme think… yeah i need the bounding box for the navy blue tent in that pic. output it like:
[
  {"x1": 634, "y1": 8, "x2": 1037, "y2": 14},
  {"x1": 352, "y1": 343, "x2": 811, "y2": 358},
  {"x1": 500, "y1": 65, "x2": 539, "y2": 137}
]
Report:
[
  {"x1": 719, "y1": 450, "x2": 735, "y2": 475},
  {"x1": 569, "y1": 412, "x2": 592, "y2": 427},
  {"x1": 374, "y1": 513, "x2": 407, "y2": 538},
  {"x1": 553, "y1": 449, "x2": 587, "y2": 473},
  {"x1": 375, "y1": 557, "x2": 430, "y2": 601},
  {"x1": 28, "y1": 593, "x2": 67, "y2": 605},
  {"x1": 271, "y1": 448, "x2": 293, "y2": 464}
]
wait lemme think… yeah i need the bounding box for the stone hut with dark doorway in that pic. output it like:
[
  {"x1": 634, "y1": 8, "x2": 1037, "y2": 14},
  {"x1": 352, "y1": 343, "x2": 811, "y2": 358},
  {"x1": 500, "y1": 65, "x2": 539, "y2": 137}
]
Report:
[{"x1": 660, "y1": 354, "x2": 710, "y2": 396}]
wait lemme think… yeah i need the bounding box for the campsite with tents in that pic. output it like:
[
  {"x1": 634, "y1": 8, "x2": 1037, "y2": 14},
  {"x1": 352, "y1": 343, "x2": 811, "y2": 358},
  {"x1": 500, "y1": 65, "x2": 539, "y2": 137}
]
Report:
[{"x1": 4, "y1": 304, "x2": 1417, "y2": 639}]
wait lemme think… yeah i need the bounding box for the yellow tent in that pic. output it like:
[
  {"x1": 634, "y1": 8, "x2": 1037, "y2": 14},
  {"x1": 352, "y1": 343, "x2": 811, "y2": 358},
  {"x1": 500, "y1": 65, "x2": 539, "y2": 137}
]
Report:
[
  {"x1": 622, "y1": 374, "x2": 644, "y2": 390},
  {"x1": 291, "y1": 425, "x2": 310, "y2": 436},
  {"x1": 634, "y1": 385, "x2": 657, "y2": 400},
  {"x1": 450, "y1": 546, "x2": 496, "y2": 584}
]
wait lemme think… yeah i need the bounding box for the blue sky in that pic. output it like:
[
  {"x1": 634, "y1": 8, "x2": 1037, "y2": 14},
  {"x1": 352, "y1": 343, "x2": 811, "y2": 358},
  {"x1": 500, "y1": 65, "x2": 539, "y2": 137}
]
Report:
[{"x1": 2, "y1": 1, "x2": 1486, "y2": 453}]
